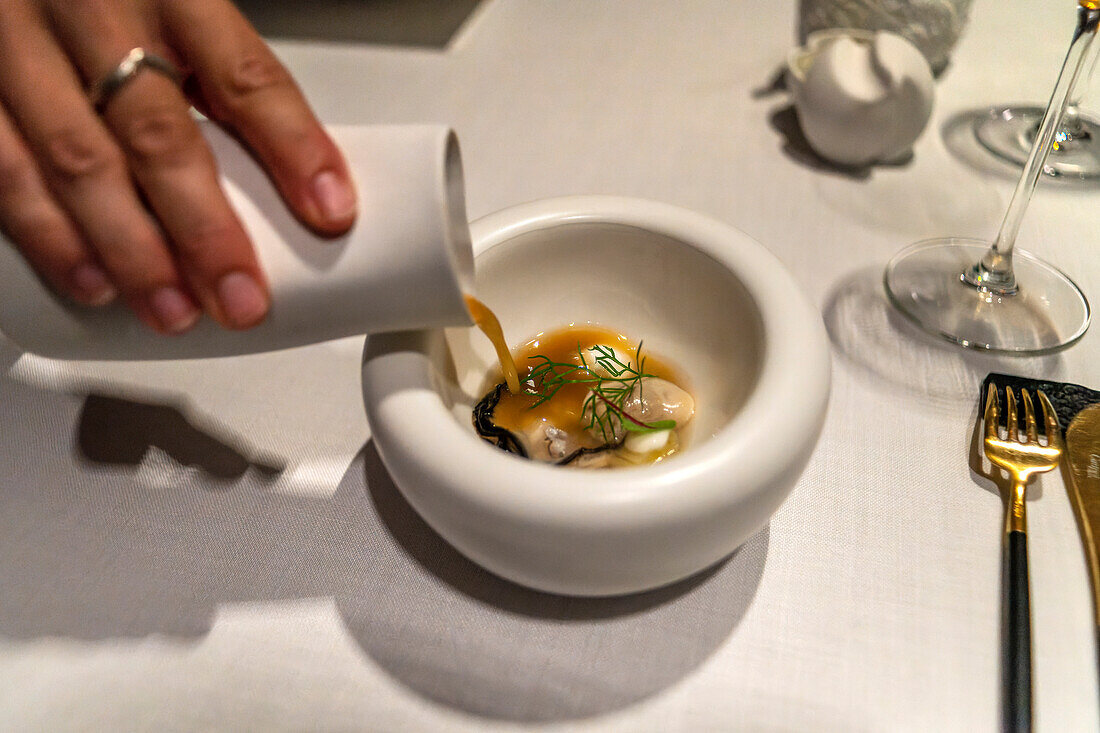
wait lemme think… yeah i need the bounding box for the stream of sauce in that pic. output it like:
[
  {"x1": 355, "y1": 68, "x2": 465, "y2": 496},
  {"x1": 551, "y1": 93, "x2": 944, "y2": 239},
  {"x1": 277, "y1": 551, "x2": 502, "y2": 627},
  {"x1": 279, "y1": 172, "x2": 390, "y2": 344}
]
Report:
[{"x1": 464, "y1": 295, "x2": 520, "y2": 394}]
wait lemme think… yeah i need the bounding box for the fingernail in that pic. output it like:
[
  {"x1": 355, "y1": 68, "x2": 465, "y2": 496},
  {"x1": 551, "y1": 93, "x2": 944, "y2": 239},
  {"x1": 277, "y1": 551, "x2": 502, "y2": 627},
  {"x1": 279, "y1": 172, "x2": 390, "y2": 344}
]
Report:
[
  {"x1": 150, "y1": 286, "x2": 201, "y2": 334},
  {"x1": 311, "y1": 170, "x2": 356, "y2": 222},
  {"x1": 217, "y1": 271, "x2": 268, "y2": 328},
  {"x1": 69, "y1": 263, "x2": 117, "y2": 306}
]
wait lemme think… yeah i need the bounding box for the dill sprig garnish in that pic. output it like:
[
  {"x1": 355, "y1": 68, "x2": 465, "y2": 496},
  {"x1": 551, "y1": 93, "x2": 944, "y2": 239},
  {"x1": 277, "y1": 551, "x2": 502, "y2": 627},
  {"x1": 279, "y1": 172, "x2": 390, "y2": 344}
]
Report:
[{"x1": 524, "y1": 342, "x2": 676, "y2": 443}]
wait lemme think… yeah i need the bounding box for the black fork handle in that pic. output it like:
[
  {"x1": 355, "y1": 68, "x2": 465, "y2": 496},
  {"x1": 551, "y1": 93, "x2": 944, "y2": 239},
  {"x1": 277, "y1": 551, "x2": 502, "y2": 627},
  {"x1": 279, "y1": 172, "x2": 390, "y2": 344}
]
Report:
[{"x1": 1003, "y1": 530, "x2": 1031, "y2": 733}]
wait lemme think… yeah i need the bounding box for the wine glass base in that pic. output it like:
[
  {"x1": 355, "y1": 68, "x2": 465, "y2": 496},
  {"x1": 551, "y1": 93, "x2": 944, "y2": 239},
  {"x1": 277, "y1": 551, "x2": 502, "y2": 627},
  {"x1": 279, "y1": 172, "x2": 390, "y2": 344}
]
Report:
[
  {"x1": 974, "y1": 106, "x2": 1100, "y2": 179},
  {"x1": 884, "y1": 239, "x2": 1090, "y2": 354}
]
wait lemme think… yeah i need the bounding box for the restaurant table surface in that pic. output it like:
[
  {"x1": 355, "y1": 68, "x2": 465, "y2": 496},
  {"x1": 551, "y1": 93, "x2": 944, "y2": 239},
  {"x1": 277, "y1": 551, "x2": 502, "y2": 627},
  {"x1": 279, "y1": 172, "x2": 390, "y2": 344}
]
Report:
[{"x1": 3, "y1": 1, "x2": 1100, "y2": 730}]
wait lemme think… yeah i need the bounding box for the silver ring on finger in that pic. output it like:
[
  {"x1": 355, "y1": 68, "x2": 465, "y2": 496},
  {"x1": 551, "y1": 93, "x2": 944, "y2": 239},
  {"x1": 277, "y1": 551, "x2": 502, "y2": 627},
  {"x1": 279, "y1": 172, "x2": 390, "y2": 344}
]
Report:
[{"x1": 89, "y1": 48, "x2": 181, "y2": 113}]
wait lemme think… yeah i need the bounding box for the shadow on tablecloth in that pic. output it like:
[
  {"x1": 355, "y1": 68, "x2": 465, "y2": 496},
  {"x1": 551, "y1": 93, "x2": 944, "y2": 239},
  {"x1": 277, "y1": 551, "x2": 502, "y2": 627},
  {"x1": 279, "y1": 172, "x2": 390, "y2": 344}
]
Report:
[
  {"x1": 0, "y1": 340, "x2": 766, "y2": 722},
  {"x1": 821, "y1": 265, "x2": 1067, "y2": 408},
  {"x1": 234, "y1": 0, "x2": 484, "y2": 48},
  {"x1": 76, "y1": 394, "x2": 284, "y2": 480},
  {"x1": 350, "y1": 442, "x2": 768, "y2": 721}
]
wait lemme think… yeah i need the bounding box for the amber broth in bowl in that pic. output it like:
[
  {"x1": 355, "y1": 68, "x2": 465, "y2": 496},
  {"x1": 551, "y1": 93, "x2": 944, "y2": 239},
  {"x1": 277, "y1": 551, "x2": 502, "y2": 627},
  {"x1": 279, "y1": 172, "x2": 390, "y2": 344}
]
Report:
[
  {"x1": 465, "y1": 293, "x2": 695, "y2": 468},
  {"x1": 485, "y1": 324, "x2": 694, "y2": 467}
]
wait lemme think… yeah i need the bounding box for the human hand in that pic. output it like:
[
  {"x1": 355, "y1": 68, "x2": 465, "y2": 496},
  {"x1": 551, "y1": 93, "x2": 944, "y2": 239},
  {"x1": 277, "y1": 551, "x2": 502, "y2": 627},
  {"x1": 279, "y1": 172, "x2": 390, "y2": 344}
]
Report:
[{"x1": 0, "y1": 0, "x2": 357, "y2": 333}]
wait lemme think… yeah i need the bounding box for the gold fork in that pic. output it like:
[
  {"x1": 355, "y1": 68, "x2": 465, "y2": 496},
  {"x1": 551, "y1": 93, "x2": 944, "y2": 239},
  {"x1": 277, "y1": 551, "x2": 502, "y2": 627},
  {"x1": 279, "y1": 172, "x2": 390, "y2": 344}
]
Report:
[{"x1": 983, "y1": 385, "x2": 1064, "y2": 733}]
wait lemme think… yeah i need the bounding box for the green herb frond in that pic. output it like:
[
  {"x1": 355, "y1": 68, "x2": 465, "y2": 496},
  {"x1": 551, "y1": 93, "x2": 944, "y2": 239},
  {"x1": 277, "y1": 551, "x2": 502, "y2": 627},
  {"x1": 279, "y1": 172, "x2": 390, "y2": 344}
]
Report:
[{"x1": 524, "y1": 342, "x2": 675, "y2": 440}]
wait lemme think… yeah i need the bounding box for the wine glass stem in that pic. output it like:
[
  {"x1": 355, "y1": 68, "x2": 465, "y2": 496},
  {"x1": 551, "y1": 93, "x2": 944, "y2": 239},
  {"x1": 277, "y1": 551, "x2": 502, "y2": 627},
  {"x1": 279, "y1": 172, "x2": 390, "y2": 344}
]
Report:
[{"x1": 967, "y1": 6, "x2": 1100, "y2": 293}]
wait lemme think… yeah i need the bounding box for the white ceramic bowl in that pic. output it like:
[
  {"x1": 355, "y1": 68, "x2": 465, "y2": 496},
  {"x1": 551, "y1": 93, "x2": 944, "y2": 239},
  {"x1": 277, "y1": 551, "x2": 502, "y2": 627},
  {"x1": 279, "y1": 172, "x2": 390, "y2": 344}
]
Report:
[{"x1": 362, "y1": 196, "x2": 830, "y2": 596}]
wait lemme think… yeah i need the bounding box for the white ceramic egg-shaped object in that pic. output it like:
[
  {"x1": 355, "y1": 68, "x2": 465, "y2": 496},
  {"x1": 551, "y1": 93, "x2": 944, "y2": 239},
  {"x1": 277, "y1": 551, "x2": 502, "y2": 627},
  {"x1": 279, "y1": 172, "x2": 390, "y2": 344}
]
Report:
[{"x1": 787, "y1": 29, "x2": 935, "y2": 166}]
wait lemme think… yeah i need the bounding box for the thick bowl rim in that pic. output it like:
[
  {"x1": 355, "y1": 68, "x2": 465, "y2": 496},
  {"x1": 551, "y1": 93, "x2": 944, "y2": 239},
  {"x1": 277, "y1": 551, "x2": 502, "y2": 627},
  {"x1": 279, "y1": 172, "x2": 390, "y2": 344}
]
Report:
[{"x1": 363, "y1": 195, "x2": 830, "y2": 527}]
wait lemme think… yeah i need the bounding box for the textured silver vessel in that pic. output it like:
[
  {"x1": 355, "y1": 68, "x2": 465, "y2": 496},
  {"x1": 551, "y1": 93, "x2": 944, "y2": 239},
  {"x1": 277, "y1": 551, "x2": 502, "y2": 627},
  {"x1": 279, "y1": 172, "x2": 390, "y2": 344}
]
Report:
[{"x1": 799, "y1": 0, "x2": 974, "y2": 74}]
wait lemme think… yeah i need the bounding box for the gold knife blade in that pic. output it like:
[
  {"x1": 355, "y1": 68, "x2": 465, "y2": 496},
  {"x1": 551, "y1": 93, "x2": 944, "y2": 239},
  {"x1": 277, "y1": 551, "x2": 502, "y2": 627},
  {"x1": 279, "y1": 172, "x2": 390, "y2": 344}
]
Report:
[{"x1": 1066, "y1": 404, "x2": 1100, "y2": 627}]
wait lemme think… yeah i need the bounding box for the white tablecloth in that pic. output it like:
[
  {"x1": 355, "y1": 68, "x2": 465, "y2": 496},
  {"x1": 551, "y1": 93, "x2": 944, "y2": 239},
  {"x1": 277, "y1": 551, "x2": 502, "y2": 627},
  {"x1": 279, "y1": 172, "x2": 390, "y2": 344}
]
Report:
[{"x1": 3, "y1": 1, "x2": 1099, "y2": 730}]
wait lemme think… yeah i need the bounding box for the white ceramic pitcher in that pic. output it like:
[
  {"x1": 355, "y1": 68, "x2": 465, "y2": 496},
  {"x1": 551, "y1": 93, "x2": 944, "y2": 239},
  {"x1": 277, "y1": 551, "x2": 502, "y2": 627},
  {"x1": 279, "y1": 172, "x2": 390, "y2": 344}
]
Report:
[{"x1": 0, "y1": 124, "x2": 475, "y2": 360}]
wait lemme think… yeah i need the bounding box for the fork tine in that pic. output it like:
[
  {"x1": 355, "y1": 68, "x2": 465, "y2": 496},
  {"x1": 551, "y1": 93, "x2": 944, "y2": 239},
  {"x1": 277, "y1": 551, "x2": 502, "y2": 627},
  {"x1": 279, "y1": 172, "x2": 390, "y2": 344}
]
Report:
[
  {"x1": 1037, "y1": 391, "x2": 1063, "y2": 449},
  {"x1": 1022, "y1": 389, "x2": 1038, "y2": 443},
  {"x1": 1006, "y1": 387, "x2": 1018, "y2": 439},
  {"x1": 985, "y1": 384, "x2": 1000, "y2": 440}
]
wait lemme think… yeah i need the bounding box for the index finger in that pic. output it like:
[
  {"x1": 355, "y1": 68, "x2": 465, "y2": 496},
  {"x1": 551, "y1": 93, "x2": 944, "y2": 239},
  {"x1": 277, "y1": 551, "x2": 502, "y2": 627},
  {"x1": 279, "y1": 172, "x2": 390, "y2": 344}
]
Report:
[
  {"x1": 43, "y1": 0, "x2": 270, "y2": 330},
  {"x1": 159, "y1": 0, "x2": 357, "y2": 237}
]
